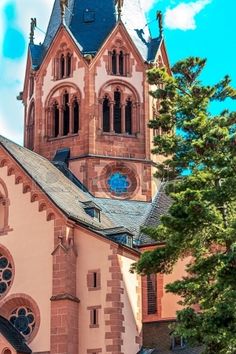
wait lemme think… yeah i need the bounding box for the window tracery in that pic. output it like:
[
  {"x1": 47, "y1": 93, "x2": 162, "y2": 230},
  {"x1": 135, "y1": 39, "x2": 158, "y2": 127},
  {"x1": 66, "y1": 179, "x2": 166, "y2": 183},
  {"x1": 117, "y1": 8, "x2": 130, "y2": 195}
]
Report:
[
  {"x1": 54, "y1": 49, "x2": 73, "y2": 80},
  {"x1": 47, "y1": 87, "x2": 80, "y2": 139},
  {"x1": 100, "y1": 83, "x2": 139, "y2": 136},
  {"x1": 108, "y1": 41, "x2": 130, "y2": 76},
  {"x1": 9, "y1": 306, "x2": 35, "y2": 338}
]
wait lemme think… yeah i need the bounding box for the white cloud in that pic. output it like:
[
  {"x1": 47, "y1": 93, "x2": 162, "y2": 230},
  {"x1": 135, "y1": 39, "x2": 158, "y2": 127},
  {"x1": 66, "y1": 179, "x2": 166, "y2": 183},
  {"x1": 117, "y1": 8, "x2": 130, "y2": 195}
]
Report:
[
  {"x1": 165, "y1": 0, "x2": 211, "y2": 30},
  {"x1": 140, "y1": 0, "x2": 158, "y2": 12}
]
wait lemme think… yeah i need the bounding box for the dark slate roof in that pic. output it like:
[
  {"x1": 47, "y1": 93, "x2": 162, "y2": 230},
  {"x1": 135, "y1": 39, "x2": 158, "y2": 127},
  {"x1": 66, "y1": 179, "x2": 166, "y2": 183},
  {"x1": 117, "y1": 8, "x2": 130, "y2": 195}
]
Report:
[
  {"x1": 139, "y1": 183, "x2": 172, "y2": 245},
  {"x1": 29, "y1": 44, "x2": 44, "y2": 70},
  {"x1": 0, "y1": 315, "x2": 32, "y2": 353},
  {"x1": 0, "y1": 135, "x2": 114, "y2": 231},
  {"x1": 30, "y1": 0, "x2": 161, "y2": 67},
  {"x1": 94, "y1": 198, "x2": 152, "y2": 243}
]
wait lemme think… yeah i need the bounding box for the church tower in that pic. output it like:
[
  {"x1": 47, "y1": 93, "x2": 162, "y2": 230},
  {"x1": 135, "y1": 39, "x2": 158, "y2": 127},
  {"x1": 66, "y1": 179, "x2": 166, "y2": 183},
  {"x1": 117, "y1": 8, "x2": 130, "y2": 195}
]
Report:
[{"x1": 22, "y1": 0, "x2": 170, "y2": 202}]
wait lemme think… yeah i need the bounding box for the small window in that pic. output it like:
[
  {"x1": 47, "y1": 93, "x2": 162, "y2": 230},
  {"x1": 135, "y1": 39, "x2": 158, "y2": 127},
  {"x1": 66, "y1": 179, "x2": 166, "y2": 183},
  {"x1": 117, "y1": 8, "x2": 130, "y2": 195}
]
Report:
[
  {"x1": 171, "y1": 336, "x2": 186, "y2": 350},
  {"x1": 85, "y1": 207, "x2": 100, "y2": 221},
  {"x1": 88, "y1": 306, "x2": 101, "y2": 328},
  {"x1": 87, "y1": 270, "x2": 101, "y2": 291}
]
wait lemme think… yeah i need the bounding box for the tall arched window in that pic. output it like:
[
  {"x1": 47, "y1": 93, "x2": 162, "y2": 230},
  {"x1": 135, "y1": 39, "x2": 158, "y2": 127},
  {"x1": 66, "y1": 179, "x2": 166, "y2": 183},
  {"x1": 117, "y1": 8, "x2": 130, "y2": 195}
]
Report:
[
  {"x1": 119, "y1": 51, "x2": 124, "y2": 76},
  {"x1": 125, "y1": 98, "x2": 132, "y2": 135},
  {"x1": 103, "y1": 96, "x2": 110, "y2": 132},
  {"x1": 73, "y1": 98, "x2": 79, "y2": 134},
  {"x1": 63, "y1": 92, "x2": 70, "y2": 136},
  {"x1": 66, "y1": 53, "x2": 72, "y2": 77},
  {"x1": 114, "y1": 90, "x2": 121, "y2": 134},
  {"x1": 27, "y1": 103, "x2": 35, "y2": 150},
  {"x1": 60, "y1": 54, "x2": 65, "y2": 78},
  {"x1": 112, "y1": 50, "x2": 117, "y2": 75},
  {"x1": 29, "y1": 75, "x2": 34, "y2": 98},
  {"x1": 100, "y1": 83, "x2": 139, "y2": 135},
  {"x1": 0, "y1": 180, "x2": 10, "y2": 235},
  {"x1": 108, "y1": 43, "x2": 129, "y2": 76},
  {"x1": 53, "y1": 101, "x2": 59, "y2": 137}
]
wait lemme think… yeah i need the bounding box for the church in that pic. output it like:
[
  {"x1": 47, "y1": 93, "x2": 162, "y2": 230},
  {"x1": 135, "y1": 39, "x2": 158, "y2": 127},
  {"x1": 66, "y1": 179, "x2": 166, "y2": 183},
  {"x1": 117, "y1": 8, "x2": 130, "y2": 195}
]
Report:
[{"x1": 0, "y1": 1, "x2": 200, "y2": 353}]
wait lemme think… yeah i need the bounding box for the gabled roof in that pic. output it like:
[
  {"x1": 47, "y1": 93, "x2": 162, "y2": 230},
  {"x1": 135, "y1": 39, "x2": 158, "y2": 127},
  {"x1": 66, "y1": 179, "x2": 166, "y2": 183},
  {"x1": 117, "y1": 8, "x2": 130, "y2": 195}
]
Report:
[
  {"x1": 30, "y1": 0, "x2": 161, "y2": 68},
  {"x1": 0, "y1": 135, "x2": 114, "y2": 231},
  {"x1": 0, "y1": 315, "x2": 32, "y2": 353},
  {"x1": 0, "y1": 135, "x2": 172, "y2": 245}
]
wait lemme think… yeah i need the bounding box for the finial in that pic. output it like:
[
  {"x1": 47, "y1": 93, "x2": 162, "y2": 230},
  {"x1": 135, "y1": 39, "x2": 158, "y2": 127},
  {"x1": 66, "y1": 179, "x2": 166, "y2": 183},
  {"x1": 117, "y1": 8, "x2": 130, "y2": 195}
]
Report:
[
  {"x1": 29, "y1": 18, "x2": 37, "y2": 44},
  {"x1": 60, "y1": 0, "x2": 68, "y2": 22},
  {"x1": 156, "y1": 11, "x2": 163, "y2": 38},
  {"x1": 115, "y1": 0, "x2": 124, "y2": 21}
]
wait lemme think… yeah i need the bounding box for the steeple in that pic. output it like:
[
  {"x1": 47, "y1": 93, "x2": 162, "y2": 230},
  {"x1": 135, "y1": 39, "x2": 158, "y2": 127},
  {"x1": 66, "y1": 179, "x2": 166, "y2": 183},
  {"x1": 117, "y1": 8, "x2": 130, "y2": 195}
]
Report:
[{"x1": 42, "y1": 0, "x2": 154, "y2": 60}]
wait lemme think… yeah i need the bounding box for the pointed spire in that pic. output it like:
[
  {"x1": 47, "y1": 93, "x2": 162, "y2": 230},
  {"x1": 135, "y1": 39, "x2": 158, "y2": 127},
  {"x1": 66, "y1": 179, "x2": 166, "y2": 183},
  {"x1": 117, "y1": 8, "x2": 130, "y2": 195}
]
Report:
[
  {"x1": 115, "y1": 0, "x2": 124, "y2": 21},
  {"x1": 29, "y1": 18, "x2": 37, "y2": 44},
  {"x1": 60, "y1": 0, "x2": 68, "y2": 23},
  {"x1": 156, "y1": 11, "x2": 163, "y2": 38}
]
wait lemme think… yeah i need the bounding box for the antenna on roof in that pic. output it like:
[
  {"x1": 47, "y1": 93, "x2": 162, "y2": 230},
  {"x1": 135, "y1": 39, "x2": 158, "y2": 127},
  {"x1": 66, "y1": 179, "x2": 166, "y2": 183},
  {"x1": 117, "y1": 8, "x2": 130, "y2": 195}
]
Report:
[
  {"x1": 156, "y1": 11, "x2": 163, "y2": 38},
  {"x1": 60, "y1": 0, "x2": 68, "y2": 23}
]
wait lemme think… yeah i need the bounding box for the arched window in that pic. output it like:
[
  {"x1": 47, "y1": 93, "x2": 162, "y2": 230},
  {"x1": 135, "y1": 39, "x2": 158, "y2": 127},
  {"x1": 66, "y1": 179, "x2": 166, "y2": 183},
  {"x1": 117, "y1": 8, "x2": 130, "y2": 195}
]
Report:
[
  {"x1": 100, "y1": 83, "x2": 139, "y2": 135},
  {"x1": 114, "y1": 90, "x2": 121, "y2": 134},
  {"x1": 27, "y1": 103, "x2": 35, "y2": 150},
  {"x1": 2, "y1": 349, "x2": 12, "y2": 354},
  {"x1": 63, "y1": 92, "x2": 70, "y2": 136},
  {"x1": 0, "y1": 181, "x2": 10, "y2": 236},
  {"x1": 119, "y1": 51, "x2": 124, "y2": 76},
  {"x1": 125, "y1": 98, "x2": 132, "y2": 135},
  {"x1": 29, "y1": 75, "x2": 34, "y2": 98},
  {"x1": 53, "y1": 102, "x2": 59, "y2": 137},
  {"x1": 66, "y1": 53, "x2": 72, "y2": 77},
  {"x1": 109, "y1": 43, "x2": 129, "y2": 76},
  {"x1": 60, "y1": 54, "x2": 65, "y2": 78},
  {"x1": 112, "y1": 50, "x2": 117, "y2": 75},
  {"x1": 103, "y1": 96, "x2": 110, "y2": 132},
  {"x1": 73, "y1": 98, "x2": 79, "y2": 134}
]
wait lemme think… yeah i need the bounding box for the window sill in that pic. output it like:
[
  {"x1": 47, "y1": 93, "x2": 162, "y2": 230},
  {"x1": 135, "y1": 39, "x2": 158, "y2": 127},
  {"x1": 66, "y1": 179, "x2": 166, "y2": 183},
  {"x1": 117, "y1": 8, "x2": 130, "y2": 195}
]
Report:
[
  {"x1": 53, "y1": 75, "x2": 72, "y2": 81},
  {"x1": 108, "y1": 72, "x2": 131, "y2": 78},
  {"x1": 48, "y1": 133, "x2": 79, "y2": 141},
  {"x1": 89, "y1": 324, "x2": 99, "y2": 328},
  {"x1": 88, "y1": 287, "x2": 101, "y2": 292},
  {"x1": 100, "y1": 131, "x2": 139, "y2": 138}
]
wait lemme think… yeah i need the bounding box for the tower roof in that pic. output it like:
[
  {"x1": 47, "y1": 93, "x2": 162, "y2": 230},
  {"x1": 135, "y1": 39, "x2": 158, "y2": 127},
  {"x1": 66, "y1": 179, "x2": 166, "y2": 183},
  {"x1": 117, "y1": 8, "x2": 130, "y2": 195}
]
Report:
[{"x1": 30, "y1": 0, "x2": 161, "y2": 68}]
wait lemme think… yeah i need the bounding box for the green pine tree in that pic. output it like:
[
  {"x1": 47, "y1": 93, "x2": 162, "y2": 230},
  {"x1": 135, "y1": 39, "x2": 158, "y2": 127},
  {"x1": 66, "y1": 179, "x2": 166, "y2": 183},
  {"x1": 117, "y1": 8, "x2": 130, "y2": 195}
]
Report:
[{"x1": 135, "y1": 57, "x2": 236, "y2": 354}]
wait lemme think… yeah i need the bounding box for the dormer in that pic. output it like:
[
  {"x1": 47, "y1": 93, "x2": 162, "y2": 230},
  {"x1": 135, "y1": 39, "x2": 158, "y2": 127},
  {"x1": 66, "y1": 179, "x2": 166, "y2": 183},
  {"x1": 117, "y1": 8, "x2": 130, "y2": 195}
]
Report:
[{"x1": 82, "y1": 201, "x2": 101, "y2": 222}]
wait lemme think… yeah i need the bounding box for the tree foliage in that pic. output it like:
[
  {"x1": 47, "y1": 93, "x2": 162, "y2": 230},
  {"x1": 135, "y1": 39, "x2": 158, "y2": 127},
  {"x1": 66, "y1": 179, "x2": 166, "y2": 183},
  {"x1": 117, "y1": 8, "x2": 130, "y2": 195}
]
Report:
[{"x1": 135, "y1": 57, "x2": 236, "y2": 353}]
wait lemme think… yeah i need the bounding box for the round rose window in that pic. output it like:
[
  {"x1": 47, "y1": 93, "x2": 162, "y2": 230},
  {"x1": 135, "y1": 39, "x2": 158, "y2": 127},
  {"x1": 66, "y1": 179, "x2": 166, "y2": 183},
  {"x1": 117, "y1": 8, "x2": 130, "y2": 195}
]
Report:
[
  {"x1": 107, "y1": 172, "x2": 130, "y2": 195},
  {"x1": 0, "y1": 254, "x2": 13, "y2": 297},
  {"x1": 9, "y1": 307, "x2": 35, "y2": 337}
]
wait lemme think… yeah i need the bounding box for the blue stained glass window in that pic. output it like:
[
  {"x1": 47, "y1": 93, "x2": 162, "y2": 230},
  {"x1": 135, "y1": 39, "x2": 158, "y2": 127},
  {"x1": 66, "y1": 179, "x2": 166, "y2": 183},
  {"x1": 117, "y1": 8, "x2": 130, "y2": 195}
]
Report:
[
  {"x1": 108, "y1": 173, "x2": 130, "y2": 195},
  {"x1": 10, "y1": 307, "x2": 35, "y2": 338}
]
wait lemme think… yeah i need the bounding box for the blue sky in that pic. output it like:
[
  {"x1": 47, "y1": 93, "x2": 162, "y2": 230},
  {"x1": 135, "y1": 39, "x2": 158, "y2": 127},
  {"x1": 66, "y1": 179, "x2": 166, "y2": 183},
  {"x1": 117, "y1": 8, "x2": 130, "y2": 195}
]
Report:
[{"x1": 0, "y1": 0, "x2": 236, "y2": 144}]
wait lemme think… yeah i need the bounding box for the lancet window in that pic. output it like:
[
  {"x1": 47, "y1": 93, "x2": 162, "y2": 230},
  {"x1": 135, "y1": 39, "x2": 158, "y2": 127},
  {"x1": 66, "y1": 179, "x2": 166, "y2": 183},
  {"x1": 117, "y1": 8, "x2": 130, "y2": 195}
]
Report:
[
  {"x1": 48, "y1": 90, "x2": 80, "y2": 139},
  {"x1": 100, "y1": 85, "x2": 139, "y2": 135},
  {"x1": 0, "y1": 180, "x2": 10, "y2": 236},
  {"x1": 54, "y1": 51, "x2": 73, "y2": 80},
  {"x1": 26, "y1": 102, "x2": 35, "y2": 151},
  {"x1": 108, "y1": 43, "x2": 130, "y2": 76}
]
